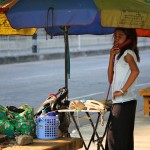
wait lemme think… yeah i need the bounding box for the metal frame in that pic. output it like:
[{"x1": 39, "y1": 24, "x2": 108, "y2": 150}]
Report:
[{"x1": 58, "y1": 109, "x2": 109, "y2": 150}]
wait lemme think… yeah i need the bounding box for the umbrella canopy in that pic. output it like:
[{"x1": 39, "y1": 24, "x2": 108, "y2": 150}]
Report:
[
  {"x1": 7, "y1": 0, "x2": 150, "y2": 31},
  {"x1": 45, "y1": 12, "x2": 114, "y2": 36},
  {"x1": 0, "y1": 0, "x2": 18, "y2": 9},
  {"x1": 95, "y1": 0, "x2": 150, "y2": 29},
  {"x1": 136, "y1": 29, "x2": 150, "y2": 37},
  {"x1": 0, "y1": 13, "x2": 36, "y2": 35},
  {"x1": 0, "y1": 0, "x2": 36, "y2": 35},
  {"x1": 6, "y1": 0, "x2": 98, "y2": 28}
]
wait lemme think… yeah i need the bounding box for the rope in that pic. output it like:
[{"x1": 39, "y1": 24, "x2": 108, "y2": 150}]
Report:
[{"x1": 105, "y1": 84, "x2": 111, "y2": 104}]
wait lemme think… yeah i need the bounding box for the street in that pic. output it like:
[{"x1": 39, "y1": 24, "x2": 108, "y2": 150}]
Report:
[{"x1": 0, "y1": 50, "x2": 149, "y2": 113}]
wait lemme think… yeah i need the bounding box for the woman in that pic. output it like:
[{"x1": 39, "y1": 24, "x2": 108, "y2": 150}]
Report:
[{"x1": 105, "y1": 28, "x2": 140, "y2": 150}]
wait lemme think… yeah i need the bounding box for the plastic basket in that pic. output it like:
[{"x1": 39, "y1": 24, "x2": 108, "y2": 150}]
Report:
[{"x1": 36, "y1": 112, "x2": 59, "y2": 140}]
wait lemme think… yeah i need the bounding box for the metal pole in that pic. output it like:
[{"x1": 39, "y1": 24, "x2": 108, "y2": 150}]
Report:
[
  {"x1": 64, "y1": 26, "x2": 68, "y2": 90},
  {"x1": 32, "y1": 33, "x2": 37, "y2": 53}
]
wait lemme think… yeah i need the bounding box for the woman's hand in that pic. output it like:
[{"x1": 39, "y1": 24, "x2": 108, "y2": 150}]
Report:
[
  {"x1": 113, "y1": 90, "x2": 123, "y2": 99},
  {"x1": 110, "y1": 47, "x2": 120, "y2": 58}
]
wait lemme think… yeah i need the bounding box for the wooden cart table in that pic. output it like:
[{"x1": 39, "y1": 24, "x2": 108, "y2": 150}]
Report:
[{"x1": 3, "y1": 137, "x2": 83, "y2": 150}]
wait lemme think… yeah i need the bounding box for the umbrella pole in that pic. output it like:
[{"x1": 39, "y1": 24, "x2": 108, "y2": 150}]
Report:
[{"x1": 64, "y1": 26, "x2": 69, "y2": 91}]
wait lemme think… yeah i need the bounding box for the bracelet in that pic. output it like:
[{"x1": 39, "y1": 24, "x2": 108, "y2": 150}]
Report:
[{"x1": 119, "y1": 89, "x2": 124, "y2": 94}]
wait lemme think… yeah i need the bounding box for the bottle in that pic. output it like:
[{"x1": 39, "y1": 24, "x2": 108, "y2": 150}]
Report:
[
  {"x1": 55, "y1": 114, "x2": 60, "y2": 137},
  {"x1": 40, "y1": 109, "x2": 47, "y2": 118},
  {"x1": 56, "y1": 115, "x2": 60, "y2": 127}
]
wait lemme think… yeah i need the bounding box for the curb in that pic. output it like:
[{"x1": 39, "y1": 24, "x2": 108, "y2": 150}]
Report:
[{"x1": 0, "y1": 49, "x2": 110, "y2": 65}]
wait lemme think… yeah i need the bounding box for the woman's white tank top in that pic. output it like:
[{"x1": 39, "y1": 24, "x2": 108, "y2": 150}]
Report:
[{"x1": 112, "y1": 50, "x2": 138, "y2": 104}]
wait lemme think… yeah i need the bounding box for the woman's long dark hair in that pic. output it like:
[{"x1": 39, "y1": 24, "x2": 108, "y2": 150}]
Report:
[{"x1": 114, "y1": 28, "x2": 140, "y2": 62}]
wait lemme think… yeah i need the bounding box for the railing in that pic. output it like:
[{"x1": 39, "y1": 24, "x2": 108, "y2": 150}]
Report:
[{"x1": 0, "y1": 34, "x2": 150, "y2": 57}]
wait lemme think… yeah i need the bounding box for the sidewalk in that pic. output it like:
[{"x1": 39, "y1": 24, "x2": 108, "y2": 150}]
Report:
[{"x1": 71, "y1": 111, "x2": 150, "y2": 150}]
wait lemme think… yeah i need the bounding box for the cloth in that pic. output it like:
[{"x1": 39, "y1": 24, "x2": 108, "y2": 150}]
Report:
[
  {"x1": 112, "y1": 50, "x2": 138, "y2": 103},
  {"x1": 105, "y1": 100, "x2": 137, "y2": 150}
]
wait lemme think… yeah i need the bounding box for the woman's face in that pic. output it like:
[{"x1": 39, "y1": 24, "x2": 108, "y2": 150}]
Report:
[{"x1": 114, "y1": 30, "x2": 127, "y2": 47}]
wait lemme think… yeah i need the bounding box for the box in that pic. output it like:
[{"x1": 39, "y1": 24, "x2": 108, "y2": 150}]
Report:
[{"x1": 139, "y1": 87, "x2": 150, "y2": 116}]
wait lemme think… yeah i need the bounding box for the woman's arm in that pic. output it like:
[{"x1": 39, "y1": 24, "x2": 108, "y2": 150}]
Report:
[{"x1": 108, "y1": 47, "x2": 120, "y2": 84}]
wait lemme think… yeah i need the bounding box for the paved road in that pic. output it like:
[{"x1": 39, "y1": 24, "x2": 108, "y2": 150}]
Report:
[{"x1": 0, "y1": 50, "x2": 149, "y2": 113}]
